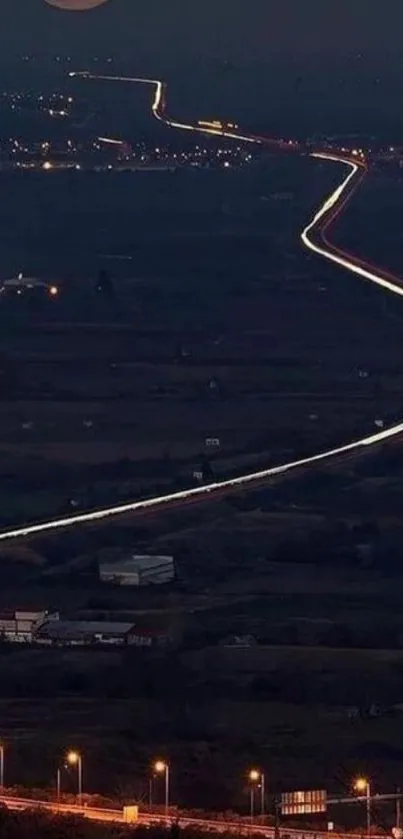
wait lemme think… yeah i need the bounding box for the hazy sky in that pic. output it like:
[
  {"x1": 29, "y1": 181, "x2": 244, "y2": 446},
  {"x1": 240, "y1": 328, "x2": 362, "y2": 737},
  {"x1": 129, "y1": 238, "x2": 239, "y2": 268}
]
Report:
[{"x1": 3, "y1": 0, "x2": 403, "y2": 64}]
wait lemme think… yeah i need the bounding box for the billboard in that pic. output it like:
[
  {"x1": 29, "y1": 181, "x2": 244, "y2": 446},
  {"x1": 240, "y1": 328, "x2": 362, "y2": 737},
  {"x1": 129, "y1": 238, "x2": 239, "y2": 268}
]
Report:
[{"x1": 281, "y1": 790, "x2": 327, "y2": 816}]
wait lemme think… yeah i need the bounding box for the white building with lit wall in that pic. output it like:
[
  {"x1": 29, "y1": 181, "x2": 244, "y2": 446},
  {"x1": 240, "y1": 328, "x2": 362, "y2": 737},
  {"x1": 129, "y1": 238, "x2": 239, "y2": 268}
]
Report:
[{"x1": 99, "y1": 554, "x2": 175, "y2": 586}]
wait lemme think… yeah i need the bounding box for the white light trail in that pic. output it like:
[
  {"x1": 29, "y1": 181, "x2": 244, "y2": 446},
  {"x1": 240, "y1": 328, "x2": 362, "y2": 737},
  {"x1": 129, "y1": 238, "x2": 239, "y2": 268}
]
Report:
[
  {"x1": 98, "y1": 136, "x2": 124, "y2": 145},
  {"x1": 1, "y1": 77, "x2": 402, "y2": 543},
  {"x1": 72, "y1": 72, "x2": 260, "y2": 144},
  {"x1": 301, "y1": 153, "x2": 403, "y2": 298}
]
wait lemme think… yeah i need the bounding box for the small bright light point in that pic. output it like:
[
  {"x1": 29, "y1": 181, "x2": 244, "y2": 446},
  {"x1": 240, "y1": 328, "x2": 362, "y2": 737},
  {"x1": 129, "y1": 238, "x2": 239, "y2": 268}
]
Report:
[
  {"x1": 67, "y1": 751, "x2": 80, "y2": 765},
  {"x1": 43, "y1": 161, "x2": 52, "y2": 170},
  {"x1": 249, "y1": 769, "x2": 260, "y2": 782},
  {"x1": 49, "y1": 285, "x2": 59, "y2": 296}
]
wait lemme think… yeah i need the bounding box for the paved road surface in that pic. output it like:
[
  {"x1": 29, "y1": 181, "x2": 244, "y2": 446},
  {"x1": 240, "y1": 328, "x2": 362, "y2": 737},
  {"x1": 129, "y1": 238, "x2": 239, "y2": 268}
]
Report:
[{"x1": 0, "y1": 793, "x2": 383, "y2": 838}]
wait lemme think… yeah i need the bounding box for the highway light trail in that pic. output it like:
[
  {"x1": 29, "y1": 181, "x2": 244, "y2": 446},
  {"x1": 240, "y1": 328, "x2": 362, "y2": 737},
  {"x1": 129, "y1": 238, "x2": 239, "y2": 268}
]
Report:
[
  {"x1": 302, "y1": 153, "x2": 403, "y2": 298},
  {"x1": 2, "y1": 76, "x2": 403, "y2": 543},
  {"x1": 69, "y1": 72, "x2": 260, "y2": 144}
]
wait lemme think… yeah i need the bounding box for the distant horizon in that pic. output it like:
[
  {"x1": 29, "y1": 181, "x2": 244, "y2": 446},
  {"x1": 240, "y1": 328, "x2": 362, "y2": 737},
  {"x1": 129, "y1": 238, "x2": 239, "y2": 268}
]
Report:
[{"x1": 3, "y1": 0, "x2": 403, "y2": 65}]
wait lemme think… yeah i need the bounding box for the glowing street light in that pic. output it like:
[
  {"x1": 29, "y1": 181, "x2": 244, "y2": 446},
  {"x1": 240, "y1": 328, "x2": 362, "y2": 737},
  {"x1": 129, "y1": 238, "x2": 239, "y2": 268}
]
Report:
[
  {"x1": 354, "y1": 777, "x2": 371, "y2": 837},
  {"x1": 154, "y1": 760, "x2": 169, "y2": 815},
  {"x1": 67, "y1": 751, "x2": 83, "y2": 805},
  {"x1": 248, "y1": 769, "x2": 265, "y2": 820}
]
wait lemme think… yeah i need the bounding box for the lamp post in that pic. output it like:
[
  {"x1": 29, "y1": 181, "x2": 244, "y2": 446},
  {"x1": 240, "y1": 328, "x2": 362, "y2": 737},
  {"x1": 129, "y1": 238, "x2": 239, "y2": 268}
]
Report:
[
  {"x1": 149, "y1": 777, "x2": 153, "y2": 808},
  {"x1": 249, "y1": 769, "x2": 265, "y2": 818},
  {"x1": 56, "y1": 768, "x2": 61, "y2": 803},
  {"x1": 67, "y1": 751, "x2": 83, "y2": 806},
  {"x1": 0, "y1": 744, "x2": 4, "y2": 789},
  {"x1": 154, "y1": 760, "x2": 169, "y2": 816},
  {"x1": 354, "y1": 777, "x2": 371, "y2": 838},
  {"x1": 250, "y1": 785, "x2": 255, "y2": 822}
]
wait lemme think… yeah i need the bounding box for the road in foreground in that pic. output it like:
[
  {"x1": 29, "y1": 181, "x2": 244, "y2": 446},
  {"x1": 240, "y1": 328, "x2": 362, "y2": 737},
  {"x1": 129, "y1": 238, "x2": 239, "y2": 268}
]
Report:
[
  {"x1": 0, "y1": 793, "x2": 384, "y2": 838},
  {"x1": 0, "y1": 76, "x2": 403, "y2": 543}
]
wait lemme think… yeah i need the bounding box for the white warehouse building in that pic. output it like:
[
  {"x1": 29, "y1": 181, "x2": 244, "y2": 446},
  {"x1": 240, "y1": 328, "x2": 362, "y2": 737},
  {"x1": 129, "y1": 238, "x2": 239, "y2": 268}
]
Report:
[{"x1": 99, "y1": 554, "x2": 175, "y2": 587}]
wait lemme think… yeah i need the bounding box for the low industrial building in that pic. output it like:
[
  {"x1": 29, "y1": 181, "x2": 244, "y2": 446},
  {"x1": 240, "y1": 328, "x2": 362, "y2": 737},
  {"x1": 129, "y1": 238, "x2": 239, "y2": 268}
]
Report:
[
  {"x1": 35, "y1": 620, "x2": 136, "y2": 647},
  {"x1": 0, "y1": 609, "x2": 57, "y2": 643},
  {"x1": 0, "y1": 607, "x2": 179, "y2": 649},
  {"x1": 99, "y1": 553, "x2": 175, "y2": 586},
  {"x1": 34, "y1": 618, "x2": 176, "y2": 648}
]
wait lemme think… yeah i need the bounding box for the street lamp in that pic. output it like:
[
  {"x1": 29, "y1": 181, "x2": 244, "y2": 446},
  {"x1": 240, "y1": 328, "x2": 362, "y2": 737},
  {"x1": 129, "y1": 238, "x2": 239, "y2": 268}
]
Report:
[
  {"x1": 56, "y1": 767, "x2": 61, "y2": 802},
  {"x1": 249, "y1": 769, "x2": 265, "y2": 821},
  {"x1": 154, "y1": 760, "x2": 169, "y2": 816},
  {"x1": 67, "y1": 751, "x2": 83, "y2": 805},
  {"x1": 0, "y1": 744, "x2": 4, "y2": 789},
  {"x1": 354, "y1": 777, "x2": 371, "y2": 837}
]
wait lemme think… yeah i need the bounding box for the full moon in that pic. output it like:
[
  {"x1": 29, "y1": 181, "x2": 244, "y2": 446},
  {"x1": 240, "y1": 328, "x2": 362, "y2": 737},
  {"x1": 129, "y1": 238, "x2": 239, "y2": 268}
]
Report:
[{"x1": 45, "y1": 0, "x2": 109, "y2": 9}]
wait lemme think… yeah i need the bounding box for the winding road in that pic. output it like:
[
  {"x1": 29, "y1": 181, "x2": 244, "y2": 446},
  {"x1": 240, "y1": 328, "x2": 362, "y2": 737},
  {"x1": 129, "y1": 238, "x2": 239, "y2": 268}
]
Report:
[{"x1": 2, "y1": 74, "x2": 403, "y2": 543}]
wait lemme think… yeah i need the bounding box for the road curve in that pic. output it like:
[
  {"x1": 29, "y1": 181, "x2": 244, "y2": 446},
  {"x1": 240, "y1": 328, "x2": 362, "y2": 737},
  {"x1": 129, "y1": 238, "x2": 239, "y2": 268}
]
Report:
[{"x1": 1, "y1": 76, "x2": 403, "y2": 543}]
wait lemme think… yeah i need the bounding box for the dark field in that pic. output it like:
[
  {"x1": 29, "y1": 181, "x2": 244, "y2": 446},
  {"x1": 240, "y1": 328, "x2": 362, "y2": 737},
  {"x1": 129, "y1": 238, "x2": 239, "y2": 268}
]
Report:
[
  {"x1": 1, "y1": 148, "x2": 403, "y2": 813},
  {"x1": 332, "y1": 165, "x2": 403, "y2": 282},
  {"x1": 0, "y1": 157, "x2": 402, "y2": 529}
]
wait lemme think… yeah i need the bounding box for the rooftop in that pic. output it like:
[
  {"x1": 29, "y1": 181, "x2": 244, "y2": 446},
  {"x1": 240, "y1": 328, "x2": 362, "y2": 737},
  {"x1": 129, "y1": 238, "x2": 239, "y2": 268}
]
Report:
[
  {"x1": 37, "y1": 620, "x2": 135, "y2": 639},
  {"x1": 2, "y1": 275, "x2": 48, "y2": 288},
  {"x1": 99, "y1": 554, "x2": 173, "y2": 573}
]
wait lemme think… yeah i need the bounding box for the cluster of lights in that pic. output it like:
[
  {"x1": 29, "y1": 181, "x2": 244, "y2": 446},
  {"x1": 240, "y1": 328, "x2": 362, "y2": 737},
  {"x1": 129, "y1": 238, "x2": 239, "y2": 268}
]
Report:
[
  {"x1": 0, "y1": 133, "x2": 255, "y2": 173},
  {"x1": 2, "y1": 91, "x2": 74, "y2": 115},
  {"x1": 20, "y1": 55, "x2": 115, "y2": 63}
]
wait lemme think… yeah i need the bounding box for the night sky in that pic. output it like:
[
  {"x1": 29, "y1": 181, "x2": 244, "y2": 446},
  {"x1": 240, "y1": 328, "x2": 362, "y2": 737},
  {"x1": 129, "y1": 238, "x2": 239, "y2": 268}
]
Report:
[{"x1": 3, "y1": 0, "x2": 403, "y2": 65}]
